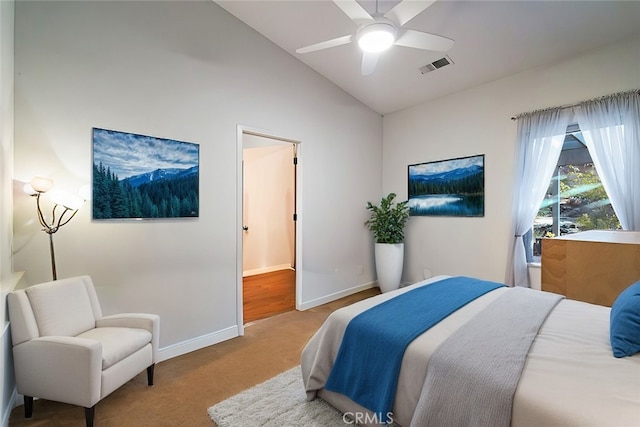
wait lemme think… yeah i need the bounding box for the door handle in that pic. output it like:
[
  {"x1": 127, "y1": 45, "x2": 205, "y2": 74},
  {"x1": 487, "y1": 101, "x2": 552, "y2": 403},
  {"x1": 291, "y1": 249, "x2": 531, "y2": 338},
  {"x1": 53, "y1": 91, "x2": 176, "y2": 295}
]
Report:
[{"x1": 243, "y1": 225, "x2": 249, "y2": 231}]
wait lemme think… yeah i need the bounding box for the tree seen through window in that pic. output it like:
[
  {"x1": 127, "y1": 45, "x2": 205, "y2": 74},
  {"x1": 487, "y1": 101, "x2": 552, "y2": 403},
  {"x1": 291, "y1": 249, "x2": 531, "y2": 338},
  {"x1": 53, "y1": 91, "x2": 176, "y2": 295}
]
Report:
[{"x1": 532, "y1": 126, "x2": 620, "y2": 257}]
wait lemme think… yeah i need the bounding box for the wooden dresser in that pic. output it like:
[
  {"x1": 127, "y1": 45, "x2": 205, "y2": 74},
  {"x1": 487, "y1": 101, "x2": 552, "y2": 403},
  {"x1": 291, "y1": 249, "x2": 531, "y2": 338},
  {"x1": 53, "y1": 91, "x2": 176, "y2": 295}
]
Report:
[{"x1": 541, "y1": 230, "x2": 640, "y2": 306}]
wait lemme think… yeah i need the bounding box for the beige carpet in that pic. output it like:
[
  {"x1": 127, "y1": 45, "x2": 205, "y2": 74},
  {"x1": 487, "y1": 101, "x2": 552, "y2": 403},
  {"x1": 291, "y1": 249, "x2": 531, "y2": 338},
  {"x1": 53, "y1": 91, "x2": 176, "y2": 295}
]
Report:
[
  {"x1": 208, "y1": 366, "x2": 344, "y2": 427},
  {"x1": 9, "y1": 287, "x2": 380, "y2": 426}
]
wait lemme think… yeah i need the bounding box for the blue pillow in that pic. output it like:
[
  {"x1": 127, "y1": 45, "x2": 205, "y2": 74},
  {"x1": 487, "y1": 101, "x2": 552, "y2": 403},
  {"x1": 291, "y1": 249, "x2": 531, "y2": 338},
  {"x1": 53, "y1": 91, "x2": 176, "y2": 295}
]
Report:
[{"x1": 610, "y1": 281, "x2": 640, "y2": 358}]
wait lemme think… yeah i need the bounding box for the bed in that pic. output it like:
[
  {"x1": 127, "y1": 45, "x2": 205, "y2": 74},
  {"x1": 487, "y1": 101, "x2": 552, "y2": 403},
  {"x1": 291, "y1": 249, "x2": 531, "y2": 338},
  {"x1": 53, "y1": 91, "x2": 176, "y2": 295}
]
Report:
[{"x1": 301, "y1": 275, "x2": 640, "y2": 427}]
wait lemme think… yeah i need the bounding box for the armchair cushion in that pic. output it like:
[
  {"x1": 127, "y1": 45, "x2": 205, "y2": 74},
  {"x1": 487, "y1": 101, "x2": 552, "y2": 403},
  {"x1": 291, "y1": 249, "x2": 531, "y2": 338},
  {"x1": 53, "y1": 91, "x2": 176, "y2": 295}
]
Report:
[
  {"x1": 8, "y1": 275, "x2": 159, "y2": 422},
  {"x1": 26, "y1": 278, "x2": 97, "y2": 337},
  {"x1": 77, "y1": 327, "x2": 152, "y2": 369},
  {"x1": 96, "y1": 313, "x2": 160, "y2": 360}
]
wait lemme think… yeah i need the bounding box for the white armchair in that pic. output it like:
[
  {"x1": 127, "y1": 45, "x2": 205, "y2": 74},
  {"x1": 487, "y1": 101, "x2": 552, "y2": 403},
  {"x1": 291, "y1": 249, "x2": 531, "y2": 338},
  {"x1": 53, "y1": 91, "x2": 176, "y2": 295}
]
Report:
[{"x1": 7, "y1": 275, "x2": 160, "y2": 426}]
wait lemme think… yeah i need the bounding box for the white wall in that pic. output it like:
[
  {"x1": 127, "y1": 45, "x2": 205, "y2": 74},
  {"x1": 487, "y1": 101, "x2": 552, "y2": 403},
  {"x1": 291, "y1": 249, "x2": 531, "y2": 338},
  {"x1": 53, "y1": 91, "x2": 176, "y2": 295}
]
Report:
[
  {"x1": 0, "y1": 0, "x2": 15, "y2": 424},
  {"x1": 242, "y1": 144, "x2": 295, "y2": 273},
  {"x1": 12, "y1": 1, "x2": 382, "y2": 356},
  {"x1": 1, "y1": 0, "x2": 14, "y2": 287},
  {"x1": 383, "y1": 35, "x2": 640, "y2": 285}
]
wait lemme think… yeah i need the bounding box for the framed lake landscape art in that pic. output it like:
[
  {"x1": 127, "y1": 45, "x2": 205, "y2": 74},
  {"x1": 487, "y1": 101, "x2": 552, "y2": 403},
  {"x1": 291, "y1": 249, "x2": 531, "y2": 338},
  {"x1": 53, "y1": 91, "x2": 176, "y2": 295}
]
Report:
[
  {"x1": 92, "y1": 128, "x2": 199, "y2": 219},
  {"x1": 407, "y1": 154, "x2": 484, "y2": 217}
]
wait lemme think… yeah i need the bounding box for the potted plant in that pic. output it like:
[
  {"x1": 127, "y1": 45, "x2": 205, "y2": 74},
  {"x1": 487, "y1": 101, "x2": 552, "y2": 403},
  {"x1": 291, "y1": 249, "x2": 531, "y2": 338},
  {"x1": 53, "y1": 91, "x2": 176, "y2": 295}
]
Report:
[{"x1": 365, "y1": 193, "x2": 410, "y2": 292}]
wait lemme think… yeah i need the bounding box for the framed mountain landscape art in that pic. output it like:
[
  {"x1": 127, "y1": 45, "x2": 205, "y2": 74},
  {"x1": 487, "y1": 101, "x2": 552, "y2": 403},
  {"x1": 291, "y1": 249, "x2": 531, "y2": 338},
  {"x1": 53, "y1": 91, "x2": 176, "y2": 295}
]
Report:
[
  {"x1": 407, "y1": 154, "x2": 484, "y2": 217},
  {"x1": 92, "y1": 128, "x2": 199, "y2": 219}
]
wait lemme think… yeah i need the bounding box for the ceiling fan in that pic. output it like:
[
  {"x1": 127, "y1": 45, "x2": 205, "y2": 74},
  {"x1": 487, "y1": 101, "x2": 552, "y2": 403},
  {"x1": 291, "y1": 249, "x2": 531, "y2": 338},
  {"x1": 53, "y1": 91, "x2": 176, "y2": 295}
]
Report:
[{"x1": 295, "y1": 0, "x2": 454, "y2": 76}]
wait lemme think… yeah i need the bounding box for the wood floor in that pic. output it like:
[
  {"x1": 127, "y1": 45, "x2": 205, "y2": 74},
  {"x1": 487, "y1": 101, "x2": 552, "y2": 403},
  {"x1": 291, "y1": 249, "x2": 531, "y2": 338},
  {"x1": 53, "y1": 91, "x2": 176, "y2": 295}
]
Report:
[
  {"x1": 8, "y1": 286, "x2": 380, "y2": 427},
  {"x1": 243, "y1": 268, "x2": 296, "y2": 323}
]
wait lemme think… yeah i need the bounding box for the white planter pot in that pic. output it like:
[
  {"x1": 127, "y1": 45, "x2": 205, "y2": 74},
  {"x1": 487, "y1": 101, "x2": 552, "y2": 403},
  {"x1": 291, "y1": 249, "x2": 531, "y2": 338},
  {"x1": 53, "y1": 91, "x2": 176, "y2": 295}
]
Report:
[{"x1": 374, "y1": 242, "x2": 404, "y2": 293}]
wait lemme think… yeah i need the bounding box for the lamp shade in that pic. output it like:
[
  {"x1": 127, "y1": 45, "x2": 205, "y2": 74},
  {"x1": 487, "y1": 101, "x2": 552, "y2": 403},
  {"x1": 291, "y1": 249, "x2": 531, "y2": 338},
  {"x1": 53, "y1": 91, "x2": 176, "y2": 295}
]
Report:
[
  {"x1": 357, "y1": 22, "x2": 397, "y2": 53},
  {"x1": 30, "y1": 177, "x2": 54, "y2": 193},
  {"x1": 23, "y1": 183, "x2": 37, "y2": 196},
  {"x1": 50, "y1": 190, "x2": 85, "y2": 210}
]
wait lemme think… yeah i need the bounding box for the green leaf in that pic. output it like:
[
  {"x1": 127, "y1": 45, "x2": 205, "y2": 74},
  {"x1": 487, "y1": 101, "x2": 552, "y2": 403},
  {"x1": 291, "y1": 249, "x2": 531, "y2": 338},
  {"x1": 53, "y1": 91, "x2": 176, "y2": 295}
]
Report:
[{"x1": 365, "y1": 193, "x2": 410, "y2": 244}]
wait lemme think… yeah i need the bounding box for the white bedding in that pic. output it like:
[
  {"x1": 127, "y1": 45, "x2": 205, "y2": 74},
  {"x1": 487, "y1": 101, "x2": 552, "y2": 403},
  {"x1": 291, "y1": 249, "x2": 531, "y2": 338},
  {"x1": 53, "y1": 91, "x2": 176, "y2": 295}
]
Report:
[{"x1": 301, "y1": 276, "x2": 640, "y2": 427}]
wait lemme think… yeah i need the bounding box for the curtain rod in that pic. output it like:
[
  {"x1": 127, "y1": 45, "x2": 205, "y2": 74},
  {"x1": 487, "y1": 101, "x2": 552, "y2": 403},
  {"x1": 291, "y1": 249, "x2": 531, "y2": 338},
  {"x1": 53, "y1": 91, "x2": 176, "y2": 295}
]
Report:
[{"x1": 510, "y1": 89, "x2": 639, "y2": 121}]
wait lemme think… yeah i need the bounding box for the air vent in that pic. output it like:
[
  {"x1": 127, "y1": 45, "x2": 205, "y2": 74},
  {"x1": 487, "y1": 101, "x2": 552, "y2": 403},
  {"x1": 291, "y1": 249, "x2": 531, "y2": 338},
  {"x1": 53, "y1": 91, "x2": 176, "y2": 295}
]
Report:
[{"x1": 419, "y1": 55, "x2": 454, "y2": 74}]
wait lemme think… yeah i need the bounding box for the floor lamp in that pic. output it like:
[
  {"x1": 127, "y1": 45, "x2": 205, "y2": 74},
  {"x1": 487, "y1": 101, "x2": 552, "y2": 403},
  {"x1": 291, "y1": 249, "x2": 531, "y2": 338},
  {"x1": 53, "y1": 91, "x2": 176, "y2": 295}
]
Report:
[{"x1": 25, "y1": 177, "x2": 85, "y2": 281}]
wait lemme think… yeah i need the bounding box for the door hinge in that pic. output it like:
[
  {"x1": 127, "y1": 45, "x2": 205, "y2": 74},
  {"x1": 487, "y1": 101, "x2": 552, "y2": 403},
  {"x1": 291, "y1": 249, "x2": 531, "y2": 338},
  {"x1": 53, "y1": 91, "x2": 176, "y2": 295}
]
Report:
[
  {"x1": 293, "y1": 157, "x2": 298, "y2": 165},
  {"x1": 293, "y1": 213, "x2": 297, "y2": 221}
]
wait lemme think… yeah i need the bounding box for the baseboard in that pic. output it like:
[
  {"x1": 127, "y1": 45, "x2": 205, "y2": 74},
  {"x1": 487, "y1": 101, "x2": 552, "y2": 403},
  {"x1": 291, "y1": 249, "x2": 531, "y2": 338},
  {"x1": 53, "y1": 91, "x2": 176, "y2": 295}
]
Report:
[
  {"x1": 2, "y1": 389, "x2": 17, "y2": 427},
  {"x1": 297, "y1": 281, "x2": 377, "y2": 311},
  {"x1": 157, "y1": 281, "x2": 377, "y2": 360},
  {"x1": 4, "y1": 326, "x2": 240, "y2": 419},
  {"x1": 3, "y1": 279, "x2": 377, "y2": 411},
  {"x1": 2, "y1": 319, "x2": 16, "y2": 427},
  {"x1": 156, "y1": 325, "x2": 238, "y2": 362}
]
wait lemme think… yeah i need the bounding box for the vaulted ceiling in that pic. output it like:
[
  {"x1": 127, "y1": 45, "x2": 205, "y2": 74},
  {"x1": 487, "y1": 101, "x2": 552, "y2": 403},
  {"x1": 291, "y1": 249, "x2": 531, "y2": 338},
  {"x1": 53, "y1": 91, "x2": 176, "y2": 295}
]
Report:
[{"x1": 217, "y1": 0, "x2": 640, "y2": 115}]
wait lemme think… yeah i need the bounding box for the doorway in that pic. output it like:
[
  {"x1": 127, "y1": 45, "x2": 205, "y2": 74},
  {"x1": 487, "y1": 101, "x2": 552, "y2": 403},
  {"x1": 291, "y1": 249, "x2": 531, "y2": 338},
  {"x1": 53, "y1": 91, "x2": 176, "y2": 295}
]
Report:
[{"x1": 236, "y1": 127, "x2": 300, "y2": 332}]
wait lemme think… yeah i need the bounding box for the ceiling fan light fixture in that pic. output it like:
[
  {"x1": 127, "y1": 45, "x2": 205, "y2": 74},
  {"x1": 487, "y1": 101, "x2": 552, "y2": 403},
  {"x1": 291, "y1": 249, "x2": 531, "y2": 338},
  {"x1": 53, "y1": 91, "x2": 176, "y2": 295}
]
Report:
[{"x1": 357, "y1": 22, "x2": 397, "y2": 53}]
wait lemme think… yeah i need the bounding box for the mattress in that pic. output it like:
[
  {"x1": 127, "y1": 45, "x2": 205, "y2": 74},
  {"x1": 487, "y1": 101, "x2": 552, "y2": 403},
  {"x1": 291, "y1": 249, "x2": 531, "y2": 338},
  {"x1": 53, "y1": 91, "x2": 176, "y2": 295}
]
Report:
[{"x1": 301, "y1": 275, "x2": 640, "y2": 426}]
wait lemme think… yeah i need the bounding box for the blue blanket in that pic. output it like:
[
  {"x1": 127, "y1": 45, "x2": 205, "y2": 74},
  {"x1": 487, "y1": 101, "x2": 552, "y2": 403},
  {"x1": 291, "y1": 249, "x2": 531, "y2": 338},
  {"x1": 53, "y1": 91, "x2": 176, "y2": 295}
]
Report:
[{"x1": 324, "y1": 276, "x2": 504, "y2": 416}]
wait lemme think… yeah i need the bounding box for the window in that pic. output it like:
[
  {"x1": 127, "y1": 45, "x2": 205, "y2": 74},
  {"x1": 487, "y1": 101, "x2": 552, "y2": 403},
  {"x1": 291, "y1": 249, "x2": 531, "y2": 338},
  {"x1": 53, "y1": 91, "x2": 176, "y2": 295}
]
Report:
[{"x1": 531, "y1": 124, "x2": 621, "y2": 259}]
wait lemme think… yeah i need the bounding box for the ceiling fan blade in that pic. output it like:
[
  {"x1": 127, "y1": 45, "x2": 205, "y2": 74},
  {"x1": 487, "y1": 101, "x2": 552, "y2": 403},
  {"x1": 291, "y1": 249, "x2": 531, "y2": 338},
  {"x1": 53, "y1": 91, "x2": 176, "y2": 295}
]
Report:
[
  {"x1": 395, "y1": 29, "x2": 454, "y2": 52},
  {"x1": 384, "y1": 0, "x2": 437, "y2": 27},
  {"x1": 361, "y1": 51, "x2": 379, "y2": 76},
  {"x1": 333, "y1": 0, "x2": 374, "y2": 24},
  {"x1": 296, "y1": 35, "x2": 353, "y2": 54}
]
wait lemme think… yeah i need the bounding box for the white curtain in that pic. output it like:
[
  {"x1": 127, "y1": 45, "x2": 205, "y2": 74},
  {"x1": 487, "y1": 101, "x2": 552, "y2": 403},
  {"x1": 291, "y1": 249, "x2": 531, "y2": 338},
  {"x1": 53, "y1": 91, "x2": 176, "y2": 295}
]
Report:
[
  {"x1": 576, "y1": 91, "x2": 640, "y2": 230},
  {"x1": 507, "y1": 109, "x2": 572, "y2": 287}
]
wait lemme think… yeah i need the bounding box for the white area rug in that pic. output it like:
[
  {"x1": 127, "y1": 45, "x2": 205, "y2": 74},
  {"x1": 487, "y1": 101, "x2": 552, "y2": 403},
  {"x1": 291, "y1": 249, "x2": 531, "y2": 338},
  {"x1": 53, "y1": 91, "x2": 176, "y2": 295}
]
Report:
[{"x1": 208, "y1": 365, "x2": 345, "y2": 426}]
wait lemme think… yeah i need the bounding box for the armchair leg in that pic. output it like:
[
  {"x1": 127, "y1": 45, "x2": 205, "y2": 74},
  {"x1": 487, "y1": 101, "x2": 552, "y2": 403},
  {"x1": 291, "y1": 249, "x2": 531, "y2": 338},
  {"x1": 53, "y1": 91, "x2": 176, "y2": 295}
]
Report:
[
  {"x1": 24, "y1": 396, "x2": 33, "y2": 418},
  {"x1": 147, "y1": 364, "x2": 155, "y2": 386},
  {"x1": 85, "y1": 406, "x2": 95, "y2": 427}
]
